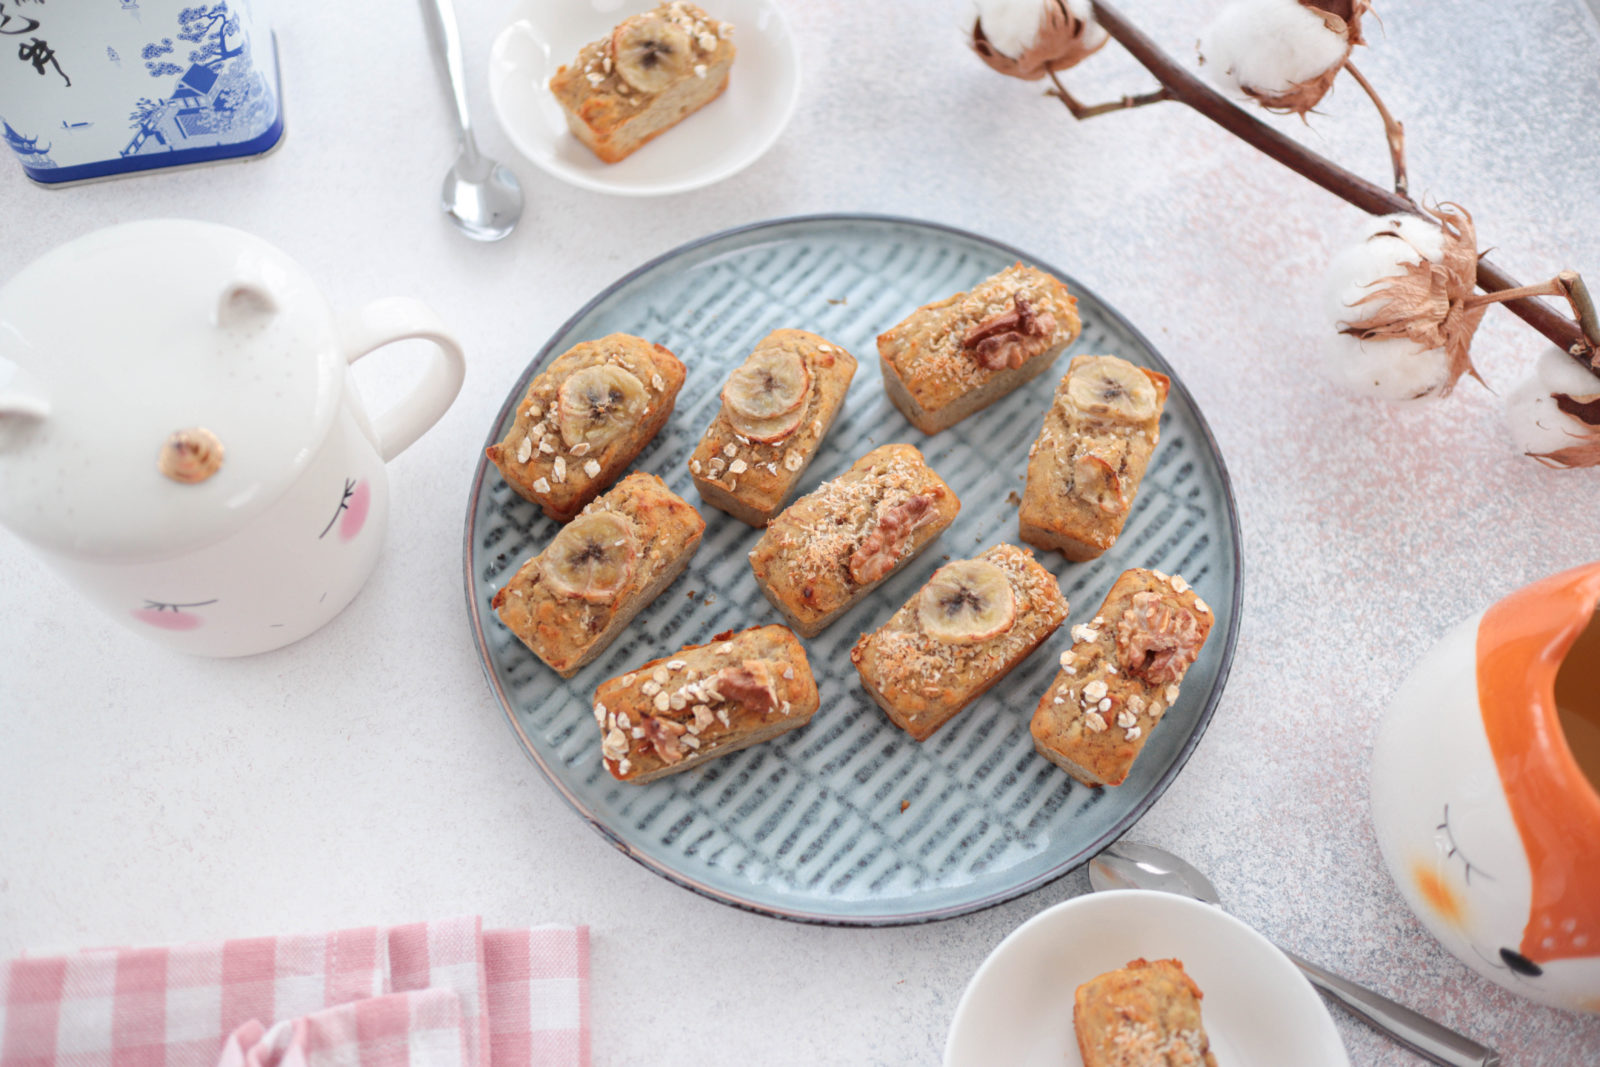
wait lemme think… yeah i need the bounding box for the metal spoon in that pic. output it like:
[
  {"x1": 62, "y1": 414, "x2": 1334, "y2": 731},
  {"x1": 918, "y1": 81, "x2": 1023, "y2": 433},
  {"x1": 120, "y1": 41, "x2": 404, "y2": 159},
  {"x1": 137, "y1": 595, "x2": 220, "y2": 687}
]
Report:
[
  {"x1": 422, "y1": 0, "x2": 523, "y2": 240},
  {"x1": 1089, "y1": 840, "x2": 1500, "y2": 1067}
]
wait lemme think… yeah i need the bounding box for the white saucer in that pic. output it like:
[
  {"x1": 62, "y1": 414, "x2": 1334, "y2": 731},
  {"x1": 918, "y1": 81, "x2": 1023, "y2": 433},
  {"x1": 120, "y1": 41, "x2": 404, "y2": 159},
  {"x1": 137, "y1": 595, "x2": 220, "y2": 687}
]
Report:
[
  {"x1": 487, "y1": 0, "x2": 799, "y2": 197},
  {"x1": 945, "y1": 890, "x2": 1350, "y2": 1066}
]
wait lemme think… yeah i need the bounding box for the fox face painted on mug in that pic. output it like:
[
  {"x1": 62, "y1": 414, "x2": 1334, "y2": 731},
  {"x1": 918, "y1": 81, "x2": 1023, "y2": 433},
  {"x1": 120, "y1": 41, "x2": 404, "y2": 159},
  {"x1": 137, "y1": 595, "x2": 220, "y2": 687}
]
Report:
[{"x1": 1373, "y1": 562, "x2": 1600, "y2": 1013}]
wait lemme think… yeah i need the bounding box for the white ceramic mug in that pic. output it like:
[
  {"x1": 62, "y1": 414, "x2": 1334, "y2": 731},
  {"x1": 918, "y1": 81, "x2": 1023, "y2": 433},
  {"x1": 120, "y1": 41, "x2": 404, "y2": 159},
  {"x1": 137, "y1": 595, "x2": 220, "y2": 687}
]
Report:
[{"x1": 0, "y1": 220, "x2": 465, "y2": 656}]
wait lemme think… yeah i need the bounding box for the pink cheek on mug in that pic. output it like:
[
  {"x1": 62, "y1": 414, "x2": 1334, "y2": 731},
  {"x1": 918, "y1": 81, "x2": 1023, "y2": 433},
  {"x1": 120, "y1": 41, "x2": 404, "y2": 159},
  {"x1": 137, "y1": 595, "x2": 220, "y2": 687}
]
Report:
[
  {"x1": 131, "y1": 608, "x2": 203, "y2": 631},
  {"x1": 339, "y1": 480, "x2": 371, "y2": 541}
]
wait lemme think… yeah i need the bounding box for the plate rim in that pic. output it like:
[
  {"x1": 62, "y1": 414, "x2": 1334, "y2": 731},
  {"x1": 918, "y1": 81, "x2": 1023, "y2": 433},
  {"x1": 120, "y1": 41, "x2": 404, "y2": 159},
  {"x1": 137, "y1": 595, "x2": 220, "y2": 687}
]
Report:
[
  {"x1": 461, "y1": 212, "x2": 1245, "y2": 926},
  {"x1": 942, "y1": 889, "x2": 1350, "y2": 1066},
  {"x1": 486, "y1": 0, "x2": 801, "y2": 197}
]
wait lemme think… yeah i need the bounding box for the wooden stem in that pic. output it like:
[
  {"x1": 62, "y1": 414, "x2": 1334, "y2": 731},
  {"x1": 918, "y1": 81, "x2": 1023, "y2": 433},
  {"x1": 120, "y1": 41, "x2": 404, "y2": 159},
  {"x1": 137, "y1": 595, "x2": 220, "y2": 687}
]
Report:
[
  {"x1": 1087, "y1": 0, "x2": 1596, "y2": 371},
  {"x1": 1046, "y1": 70, "x2": 1173, "y2": 120},
  {"x1": 1342, "y1": 60, "x2": 1408, "y2": 201}
]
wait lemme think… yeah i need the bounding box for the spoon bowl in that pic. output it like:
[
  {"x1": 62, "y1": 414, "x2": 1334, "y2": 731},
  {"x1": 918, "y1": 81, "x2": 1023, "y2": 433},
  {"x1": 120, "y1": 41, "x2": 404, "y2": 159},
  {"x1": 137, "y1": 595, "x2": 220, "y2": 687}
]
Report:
[{"x1": 441, "y1": 153, "x2": 523, "y2": 242}]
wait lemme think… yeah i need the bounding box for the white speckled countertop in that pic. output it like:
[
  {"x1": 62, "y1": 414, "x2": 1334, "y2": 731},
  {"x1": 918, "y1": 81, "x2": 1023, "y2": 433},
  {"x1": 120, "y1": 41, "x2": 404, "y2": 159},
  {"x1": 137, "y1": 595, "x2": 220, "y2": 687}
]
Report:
[{"x1": 3, "y1": 1, "x2": 1599, "y2": 1063}]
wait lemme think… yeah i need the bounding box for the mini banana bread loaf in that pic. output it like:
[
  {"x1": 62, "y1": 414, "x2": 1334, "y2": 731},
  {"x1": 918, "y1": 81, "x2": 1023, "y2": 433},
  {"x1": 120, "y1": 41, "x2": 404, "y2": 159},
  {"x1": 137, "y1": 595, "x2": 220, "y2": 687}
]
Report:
[
  {"x1": 593, "y1": 624, "x2": 819, "y2": 784},
  {"x1": 1031, "y1": 568, "x2": 1212, "y2": 787},
  {"x1": 492, "y1": 472, "x2": 705, "y2": 678},
  {"x1": 877, "y1": 263, "x2": 1082, "y2": 434},
  {"x1": 690, "y1": 329, "x2": 858, "y2": 526},
  {"x1": 748, "y1": 443, "x2": 959, "y2": 637},
  {"x1": 549, "y1": 2, "x2": 736, "y2": 164},
  {"x1": 487, "y1": 334, "x2": 686, "y2": 523},
  {"x1": 1020, "y1": 354, "x2": 1170, "y2": 561},
  {"x1": 1074, "y1": 958, "x2": 1217, "y2": 1067},
  {"x1": 851, "y1": 544, "x2": 1068, "y2": 741}
]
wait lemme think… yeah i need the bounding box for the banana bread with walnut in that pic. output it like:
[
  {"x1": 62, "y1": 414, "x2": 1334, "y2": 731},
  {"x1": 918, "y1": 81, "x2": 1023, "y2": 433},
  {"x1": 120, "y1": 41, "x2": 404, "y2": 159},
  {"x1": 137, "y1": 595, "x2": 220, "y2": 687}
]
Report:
[
  {"x1": 493, "y1": 472, "x2": 705, "y2": 678},
  {"x1": 748, "y1": 443, "x2": 959, "y2": 638},
  {"x1": 852, "y1": 543, "x2": 1068, "y2": 741},
  {"x1": 593, "y1": 625, "x2": 818, "y2": 784},
  {"x1": 1031, "y1": 568, "x2": 1212, "y2": 786},
  {"x1": 1020, "y1": 354, "x2": 1169, "y2": 561},
  {"x1": 877, "y1": 263, "x2": 1082, "y2": 434},
  {"x1": 690, "y1": 329, "x2": 858, "y2": 526}
]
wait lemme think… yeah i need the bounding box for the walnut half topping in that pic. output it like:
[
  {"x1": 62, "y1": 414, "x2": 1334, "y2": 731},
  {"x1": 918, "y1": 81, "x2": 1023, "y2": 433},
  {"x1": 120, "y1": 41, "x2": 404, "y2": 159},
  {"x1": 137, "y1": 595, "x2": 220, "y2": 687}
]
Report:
[
  {"x1": 704, "y1": 659, "x2": 778, "y2": 718},
  {"x1": 640, "y1": 716, "x2": 688, "y2": 765},
  {"x1": 961, "y1": 294, "x2": 1058, "y2": 371},
  {"x1": 848, "y1": 492, "x2": 941, "y2": 585},
  {"x1": 1116, "y1": 591, "x2": 1204, "y2": 685}
]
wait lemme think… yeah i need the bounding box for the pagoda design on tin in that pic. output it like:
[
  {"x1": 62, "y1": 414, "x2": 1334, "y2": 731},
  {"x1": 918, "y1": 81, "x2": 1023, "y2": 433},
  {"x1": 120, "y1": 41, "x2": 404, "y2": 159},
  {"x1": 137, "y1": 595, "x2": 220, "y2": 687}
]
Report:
[
  {"x1": 2, "y1": 121, "x2": 58, "y2": 169},
  {"x1": 124, "y1": 3, "x2": 273, "y2": 158}
]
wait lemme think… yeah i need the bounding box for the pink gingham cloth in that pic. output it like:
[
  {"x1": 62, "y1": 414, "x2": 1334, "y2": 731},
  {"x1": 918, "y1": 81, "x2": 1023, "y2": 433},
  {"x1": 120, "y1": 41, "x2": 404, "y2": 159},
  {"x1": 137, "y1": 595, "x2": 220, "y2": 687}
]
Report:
[{"x1": 0, "y1": 918, "x2": 587, "y2": 1067}]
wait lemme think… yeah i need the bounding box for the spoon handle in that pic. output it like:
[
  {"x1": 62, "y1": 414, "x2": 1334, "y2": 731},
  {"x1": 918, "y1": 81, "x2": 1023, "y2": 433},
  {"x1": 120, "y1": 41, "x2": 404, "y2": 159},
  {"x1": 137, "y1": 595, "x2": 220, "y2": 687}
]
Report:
[
  {"x1": 1281, "y1": 948, "x2": 1500, "y2": 1067},
  {"x1": 421, "y1": 0, "x2": 475, "y2": 144}
]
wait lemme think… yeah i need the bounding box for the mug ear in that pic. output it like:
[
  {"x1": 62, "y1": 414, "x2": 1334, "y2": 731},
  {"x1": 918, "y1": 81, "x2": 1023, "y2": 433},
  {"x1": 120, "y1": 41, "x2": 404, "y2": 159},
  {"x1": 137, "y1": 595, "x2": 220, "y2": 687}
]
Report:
[
  {"x1": 0, "y1": 391, "x2": 49, "y2": 419},
  {"x1": 214, "y1": 279, "x2": 279, "y2": 329}
]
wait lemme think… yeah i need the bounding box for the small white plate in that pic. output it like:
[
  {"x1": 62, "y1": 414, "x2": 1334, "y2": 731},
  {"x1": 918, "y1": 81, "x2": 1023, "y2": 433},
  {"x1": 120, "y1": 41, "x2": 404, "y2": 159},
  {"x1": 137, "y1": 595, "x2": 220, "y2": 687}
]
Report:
[
  {"x1": 488, "y1": 0, "x2": 799, "y2": 197},
  {"x1": 945, "y1": 890, "x2": 1350, "y2": 1067}
]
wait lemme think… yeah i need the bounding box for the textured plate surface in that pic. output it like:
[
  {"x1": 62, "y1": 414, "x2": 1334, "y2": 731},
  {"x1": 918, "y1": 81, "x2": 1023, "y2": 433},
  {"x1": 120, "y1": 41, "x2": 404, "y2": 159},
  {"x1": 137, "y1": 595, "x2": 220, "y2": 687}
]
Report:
[{"x1": 465, "y1": 216, "x2": 1241, "y2": 924}]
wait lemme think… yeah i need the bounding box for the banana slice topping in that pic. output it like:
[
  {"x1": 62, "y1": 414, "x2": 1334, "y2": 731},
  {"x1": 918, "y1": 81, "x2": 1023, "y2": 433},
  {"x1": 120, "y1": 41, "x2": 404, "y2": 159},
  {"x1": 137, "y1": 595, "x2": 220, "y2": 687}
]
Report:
[
  {"x1": 542, "y1": 512, "x2": 637, "y2": 603},
  {"x1": 917, "y1": 559, "x2": 1017, "y2": 645},
  {"x1": 611, "y1": 15, "x2": 694, "y2": 93},
  {"x1": 724, "y1": 345, "x2": 811, "y2": 420},
  {"x1": 557, "y1": 364, "x2": 648, "y2": 450},
  {"x1": 1066, "y1": 356, "x2": 1158, "y2": 423}
]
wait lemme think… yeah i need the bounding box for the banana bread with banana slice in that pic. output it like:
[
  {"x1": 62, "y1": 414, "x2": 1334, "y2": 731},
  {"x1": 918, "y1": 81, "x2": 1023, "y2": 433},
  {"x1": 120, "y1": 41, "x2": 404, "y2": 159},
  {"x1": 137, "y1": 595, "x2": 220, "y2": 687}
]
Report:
[
  {"x1": 1031, "y1": 568, "x2": 1212, "y2": 787},
  {"x1": 877, "y1": 263, "x2": 1082, "y2": 434},
  {"x1": 1019, "y1": 354, "x2": 1169, "y2": 561},
  {"x1": 690, "y1": 329, "x2": 858, "y2": 526},
  {"x1": 749, "y1": 443, "x2": 959, "y2": 637},
  {"x1": 1074, "y1": 958, "x2": 1217, "y2": 1067},
  {"x1": 549, "y1": 2, "x2": 736, "y2": 164},
  {"x1": 851, "y1": 544, "x2": 1068, "y2": 741},
  {"x1": 592, "y1": 624, "x2": 818, "y2": 784},
  {"x1": 487, "y1": 334, "x2": 686, "y2": 523},
  {"x1": 493, "y1": 472, "x2": 705, "y2": 678}
]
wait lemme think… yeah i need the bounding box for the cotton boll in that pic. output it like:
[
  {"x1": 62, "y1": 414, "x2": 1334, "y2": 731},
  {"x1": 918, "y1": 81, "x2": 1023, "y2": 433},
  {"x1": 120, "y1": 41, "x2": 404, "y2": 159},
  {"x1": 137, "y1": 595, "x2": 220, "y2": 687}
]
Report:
[
  {"x1": 1199, "y1": 0, "x2": 1355, "y2": 112},
  {"x1": 973, "y1": 0, "x2": 1053, "y2": 59},
  {"x1": 972, "y1": 0, "x2": 1106, "y2": 79},
  {"x1": 1504, "y1": 349, "x2": 1600, "y2": 466},
  {"x1": 1319, "y1": 207, "x2": 1485, "y2": 401}
]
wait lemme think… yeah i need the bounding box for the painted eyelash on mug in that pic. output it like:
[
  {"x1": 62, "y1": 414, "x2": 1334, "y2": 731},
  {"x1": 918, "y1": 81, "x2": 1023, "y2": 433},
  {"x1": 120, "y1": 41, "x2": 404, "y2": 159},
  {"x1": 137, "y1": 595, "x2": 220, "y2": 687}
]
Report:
[
  {"x1": 141, "y1": 598, "x2": 220, "y2": 612},
  {"x1": 1438, "y1": 803, "x2": 1495, "y2": 885},
  {"x1": 320, "y1": 478, "x2": 356, "y2": 539}
]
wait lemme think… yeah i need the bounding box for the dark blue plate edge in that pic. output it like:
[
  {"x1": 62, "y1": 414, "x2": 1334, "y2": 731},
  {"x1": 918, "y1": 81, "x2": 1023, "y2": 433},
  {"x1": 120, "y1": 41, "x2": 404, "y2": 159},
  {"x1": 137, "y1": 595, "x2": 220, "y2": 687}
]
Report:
[{"x1": 460, "y1": 212, "x2": 1245, "y2": 927}]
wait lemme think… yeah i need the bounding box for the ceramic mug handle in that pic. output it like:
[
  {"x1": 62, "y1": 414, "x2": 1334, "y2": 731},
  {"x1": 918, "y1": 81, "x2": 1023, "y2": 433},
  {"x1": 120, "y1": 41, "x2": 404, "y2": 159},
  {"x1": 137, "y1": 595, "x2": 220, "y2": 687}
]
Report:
[{"x1": 341, "y1": 298, "x2": 466, "y2": 462}]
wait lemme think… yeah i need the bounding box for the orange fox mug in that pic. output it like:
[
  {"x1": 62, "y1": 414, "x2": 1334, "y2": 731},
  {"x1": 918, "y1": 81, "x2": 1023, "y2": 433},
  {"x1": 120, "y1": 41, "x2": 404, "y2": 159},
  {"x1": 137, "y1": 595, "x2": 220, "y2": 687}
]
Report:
[{"x1": 1371, "y1": 561, "x2": 1600, "y2": 1013}]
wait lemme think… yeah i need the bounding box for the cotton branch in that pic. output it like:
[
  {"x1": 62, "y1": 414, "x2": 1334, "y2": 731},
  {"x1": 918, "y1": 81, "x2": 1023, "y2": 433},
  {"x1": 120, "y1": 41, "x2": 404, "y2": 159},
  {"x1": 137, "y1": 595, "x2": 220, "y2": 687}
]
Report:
[{"x1": 1085, "y1": 0, "x2": 1597, "y2": 372}]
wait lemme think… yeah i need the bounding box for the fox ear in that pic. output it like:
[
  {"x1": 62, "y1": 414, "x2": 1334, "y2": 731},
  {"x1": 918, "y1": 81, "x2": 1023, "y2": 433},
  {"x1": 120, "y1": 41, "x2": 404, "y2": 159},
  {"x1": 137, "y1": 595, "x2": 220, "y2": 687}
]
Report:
[
  {"x1": 214, "y1": 279, "x2": 278, "y2": 329},
  {"x1": 0, "y1": 390, "x2": 48, "y2": 419}
]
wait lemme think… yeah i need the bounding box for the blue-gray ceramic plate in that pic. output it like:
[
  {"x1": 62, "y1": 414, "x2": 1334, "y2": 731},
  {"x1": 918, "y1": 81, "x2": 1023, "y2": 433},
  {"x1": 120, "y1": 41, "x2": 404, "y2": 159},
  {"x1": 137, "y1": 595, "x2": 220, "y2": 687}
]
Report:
[{"x1": 464, "y1": 215, "x2": 1241, "y2": 925}]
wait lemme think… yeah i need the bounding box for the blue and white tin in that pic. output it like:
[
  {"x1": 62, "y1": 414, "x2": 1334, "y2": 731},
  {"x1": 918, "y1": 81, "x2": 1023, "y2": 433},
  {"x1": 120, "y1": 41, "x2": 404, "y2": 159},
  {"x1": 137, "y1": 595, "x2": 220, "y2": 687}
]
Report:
[{"x1": 0, "y1": 0, "x2": 283, "y2": 185}]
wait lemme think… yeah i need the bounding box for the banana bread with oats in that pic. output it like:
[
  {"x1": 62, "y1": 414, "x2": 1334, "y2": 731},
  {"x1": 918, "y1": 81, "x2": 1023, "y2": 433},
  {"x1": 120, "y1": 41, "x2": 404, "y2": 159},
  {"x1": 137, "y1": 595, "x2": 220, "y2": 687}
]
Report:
[
  {"x1": 851, "y1": 543, "x2": 1068, "y2": 741},
  {"x1": 1075, "y1": 958, "x2": 1218, "y2": 1067},
  {"x1": 690, "y1": 329, "x2": 858, "y2": 526},
  {"x1": 593, "y1": 625, "x2": 818, "y2": 784},
  {"x1": 1020, "y1": 354, "x2": 1170, "y2": 562},
  {"x1": 748, "y1": 444, "x2": 959, "y2": 638},
  {"x1": 1031, "y1": 568, "x2": 1212, "y2": 787},
  {"x1": 487, "y1": 334, "x2": 686, "y2": 523},
  {"x1": 549, "y1": 2, "x2": 736, "y2": 164},
  {"x1": 492, "y1": 472, "x2": 705, "y2": 679},
  {"x1": 877, "y1": 263, "x2": 1082, "y2": 434}
]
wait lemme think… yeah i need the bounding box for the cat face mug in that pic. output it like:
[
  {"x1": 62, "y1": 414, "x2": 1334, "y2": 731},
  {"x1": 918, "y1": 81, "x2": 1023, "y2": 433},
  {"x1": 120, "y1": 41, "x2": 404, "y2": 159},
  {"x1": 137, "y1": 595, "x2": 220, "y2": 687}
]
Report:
[{"x1": 0, "y1": 220, "x2": 465, "y2": 656}]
